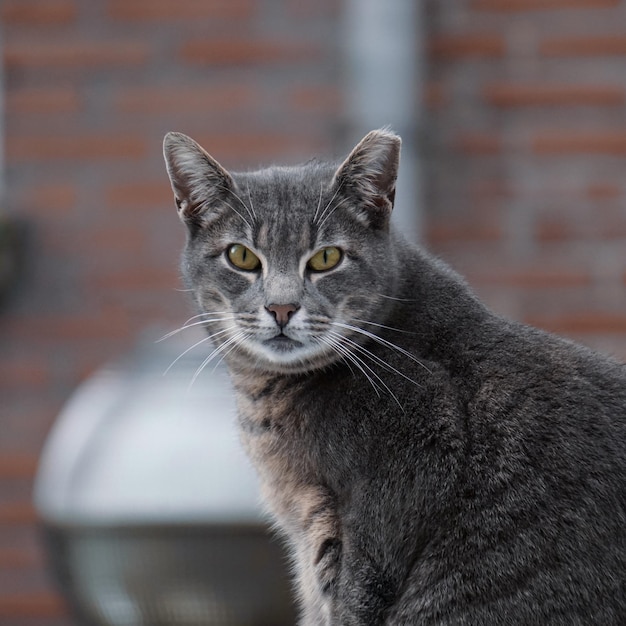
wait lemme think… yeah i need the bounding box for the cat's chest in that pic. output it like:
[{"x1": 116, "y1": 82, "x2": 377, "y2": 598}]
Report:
[
  {"x1": 232, "y1": 371, "x2": 375, "y2": 482},
  {"x1": 233, "y1": 375, "x2": 324, "y2": 469}
]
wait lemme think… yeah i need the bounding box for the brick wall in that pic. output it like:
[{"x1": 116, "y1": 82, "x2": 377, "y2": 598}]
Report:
[
  {"x1": 1, "y1": 1, "x2": 625, "y2": 624},
  {"x1": 1, "y1": 1, "x2": 342, "y2": 623},
  {"x1": 424, "y1": 0, "x2": 626, "y2": 360}
]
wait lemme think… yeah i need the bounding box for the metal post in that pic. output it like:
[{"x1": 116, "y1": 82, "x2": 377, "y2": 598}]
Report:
[{"x1": 343, "y1": 0, "x2": 423, "y2": 241}]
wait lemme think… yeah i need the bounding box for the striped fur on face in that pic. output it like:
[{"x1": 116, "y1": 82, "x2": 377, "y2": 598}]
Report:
[{"x1": 164, "y1": 129, "x2": 402, "y2": 375}]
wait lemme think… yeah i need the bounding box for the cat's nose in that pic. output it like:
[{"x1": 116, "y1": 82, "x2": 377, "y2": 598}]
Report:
[{"x1": 266, "y1": 303, "x2": 300, "y2": 328}]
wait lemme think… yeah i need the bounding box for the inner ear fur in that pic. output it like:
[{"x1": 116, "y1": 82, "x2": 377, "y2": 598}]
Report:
[
  {"x1": 163, "y1": 131, "x2": 234, "y2": 225},
  {"x1": 332, "y1": 128, "x2": 401, "y2": 226}
]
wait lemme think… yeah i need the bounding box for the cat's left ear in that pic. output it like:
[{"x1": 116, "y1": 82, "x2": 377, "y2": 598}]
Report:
[
  {"x1": 163, "y1": 131, "x2": 235, "y2": 227},
  {"x1": 332, "y1": 128, "x2": 401, "y2": 228}
]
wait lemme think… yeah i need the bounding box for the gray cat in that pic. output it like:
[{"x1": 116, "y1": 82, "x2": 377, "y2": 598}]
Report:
[{"x1": 163, "y1": 129, "x2": 626, "y2": 625}]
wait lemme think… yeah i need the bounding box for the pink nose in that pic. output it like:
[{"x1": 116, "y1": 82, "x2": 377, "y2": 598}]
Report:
[{"x1": 266, "y1": 303, "x2": 299, "y2": 328}]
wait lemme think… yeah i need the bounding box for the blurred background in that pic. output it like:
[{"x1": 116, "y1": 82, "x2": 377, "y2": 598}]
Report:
[{"x1": 1, "y1": 0, "x2": 626, "y2": 624}]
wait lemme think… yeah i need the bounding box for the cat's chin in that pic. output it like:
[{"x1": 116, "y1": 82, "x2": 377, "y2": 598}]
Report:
[{"x1": 236, "y1": 337, "x2": 338, "y2": 374}]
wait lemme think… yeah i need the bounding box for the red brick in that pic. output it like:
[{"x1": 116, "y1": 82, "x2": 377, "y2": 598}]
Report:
[
  {"x1": 107, "y1": 181, "x2": 172, "y2": 209},
  {"x1": 484, "y1": 83, "x2": 625, "y2": 107},
  {"x1": 429, "y1": 35, "x2": 506, "y2": 60},
  {"x1": 18, "y1": 183, "x2": 77, "y2": 216},
  {"x1": 79, "y1": 228, "x2": 149, "y2": 255},
  {"x1": 41, "y1": 228, "x2": 84, "y2": 259},
  {"x1": 526, "y1": 312, "x2": 626, "y2": 335},
  {"x1": 289, "y1": 86, "x2": 342, "y2": 113},
  {"x1": 6, "y1": 87, "x2": 81, "y2": 114},
  {"x1": 587, "y1": 183, "x2": 621, "y2": 199},
  {"x1": 0, "y1": 548, "x2": 38, "y2": 568},
  {"x1": 472, "y1": 0, "x2": 618, "y2": 10},
  {"x1": 115, "y1": 84, "x2": 255, "y2": 114},
  {"x1": 468, "y1": 180, "x2": 513, "y2": 200},
  {"x1": 0, "y1": 456, "x2": 38, "y2": 480},
  {"x1": 0, "y1": 592, "x2": 67, "y2": 618},
  {"x1": 0, "y1": 503, "x2": 36, "y2": 526},
  {"x1": 426, "y1": 217, "x2": 503, "y2": 244},
  {"x1": 7, "y1": 135, "x2": 147, "y2": 162},
  {"x1": 181, "y1": 39, "x2": 324, "y2": 66},
  {"x1": 1, "y1": 0, "x2": 76, "y2": 24},
  {"x1": 457, "y1": 132, "x2": 502, "y2": 155},
  {"x1": 91, "y1": 269, "x2": 181, "y2": 291},
  {"x1": 541, "y1": 36, "x2": 626, "y2": 57},
  {"x1": 533, "y1": 132, "x2": 626, "y2": 154},
  {"x1": 4, "y1": 40, "x2": 150, "y2": 69},
  {"x1": 2, "y1": 311, "x2": 132, "y2": 342},
  {"x1": 536, "y1": 218, "x2": 574, "y2": 242},
  {"x1": 108, "y1": 0, "x2": 254, "y2": 20},
  {"x1": 186, "y1": 133, "x2": 328, "y2": 163},
  {"x1": 287, "y1": 0, "x2": 340, "y2": 17},
  {"x1": 424, "y1": 82, "x2": 447, "y2": 109},
  {"x1": 537, "y1": 212, "x2": 626, "y2": 241},
  {"x1": 0, "y1": 362, "x2": 49, "y2": 389},
  {"x1": 0, "y1": 524, "x2": 41, "y2": 556},
  {"x1": 469, "y1": 268, "x2": 592, "y2": 289},
  {"x1": 599, "y1": 220, "x2": 626, "y2": 239}
]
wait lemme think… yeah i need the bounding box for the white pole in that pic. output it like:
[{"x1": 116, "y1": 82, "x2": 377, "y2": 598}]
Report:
[
  {"x1": 343, "y1": 0, "x2": 423, "y2": 241},
  {"x1": 0, "y1": 26, "x2": 4, "y2": 205}
]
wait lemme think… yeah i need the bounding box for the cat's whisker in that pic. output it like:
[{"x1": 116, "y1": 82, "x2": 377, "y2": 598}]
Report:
[
  {"x1": 330, "y1": 331, "x2": 410, "y2": 395},
  {"x1": 327, "y1": 333, "x2": 405, "y2": 410},
  {"x1": 180, "y1": 311, "x2": 212, "y2": 325},
  {"x1": 321, "y1": 338, "x2": 357, "y2": 378},
  {"x1": 325, "y1": 333, "x2": 401, "y2": 407},
  {"x1": 164, "y1": 326, "x2": 237, "y2": 375},
  {"x1": 329, "y1": 330, "x2": 421, "y2": 389},
  {"x1": 245, "y1": 182, "x2": 258, "y2": 223},
  {"x1": 158, "y1": 317, "x2": 232, "y2": 342},
  {"x1": 317, "y1": 196, "x2": 351, "y2": 231},
  {"x1": 156, "y1": 315, "x2": 235, "y2": 342},
  {"x1": 316, "y1": 335, "x2": 383, "y2": 399},
  {"x1": 182, "y1": 310, "x2": 233, "y2": 325},
  {"x1": 377, "y1": 293, "x2": 416, "y2": 303},
  {"x1": 211, "y1": 331, "x2": 252, "y2": 374},
  {"x1": 351, "y1": 318, "x2": 415, "y2": 335},
  {"x1": 314, "y1": 178, "x2": 345, "y2": 226},
  {"x1": 217, "y1": 184, "x2": 257, "y2": 227},
  {"x1": 333, "y1": 321, "x2": 433, "y2": 375},
  {"x1": 164, "y1": 336, "x2": 213, "y2": 376},
  {"x1": 221, "y1": 199, "x2": 252, "y2": 231},
  {"x1": 328, "y1": 341, "x2": 383, "y2": 397},
  {"x1": 188, "y1": 329, "x2": 249, "y2": 390},
  {"x1": 312, "y1": 182, "x2": 325, "y2": 224}
]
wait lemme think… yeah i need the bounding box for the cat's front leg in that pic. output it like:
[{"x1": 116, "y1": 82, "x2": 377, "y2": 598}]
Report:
[
  {"x1": 296, "y1": 553, "x2": 333, "y2": 626},
  {"x1": 295, "y1": 539, "x2": 342, "y2": 626},
  {"x1": 292, "y1": 486, "x2": 343, "y2": 625}
]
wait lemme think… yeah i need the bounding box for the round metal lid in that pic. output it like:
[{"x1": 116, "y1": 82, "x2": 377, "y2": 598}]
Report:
[{"x1": 34, "y1": 333, "x2": 263, "y2": 526}]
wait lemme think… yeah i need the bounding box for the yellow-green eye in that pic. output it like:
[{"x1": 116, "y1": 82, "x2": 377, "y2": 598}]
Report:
[
  {"x1": 227, "y1": 244, "x2": 261, "y2": 271},
  {"x1": 307, "y1": 247, "x2": 342, "y2": 272}
]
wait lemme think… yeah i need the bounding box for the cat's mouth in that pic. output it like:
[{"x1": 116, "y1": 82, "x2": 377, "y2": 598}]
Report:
[
  {"x1": 247, "y1": 329, "x2": 335, "y2": 371},
  {"x1": 263, "y1": 334, "x2": 304, "y2": 352}
]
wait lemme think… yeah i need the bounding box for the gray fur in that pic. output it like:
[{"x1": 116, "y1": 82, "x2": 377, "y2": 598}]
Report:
[{"x1": 163, "y1": 129, "x2": 626, "y2": 625}]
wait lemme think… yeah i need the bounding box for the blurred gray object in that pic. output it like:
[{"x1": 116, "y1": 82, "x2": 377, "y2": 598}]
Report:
[
  {"x1": 344, "y1": 0, "x2": 423, "y2": 241},
  {"x1": 34, "y1": 334, "x2": 295, "y2": 626}
]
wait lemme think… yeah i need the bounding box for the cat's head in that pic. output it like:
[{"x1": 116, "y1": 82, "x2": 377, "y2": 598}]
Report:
[{"x1": 163, "y1": 129, "x2": 402, "y2": 374}]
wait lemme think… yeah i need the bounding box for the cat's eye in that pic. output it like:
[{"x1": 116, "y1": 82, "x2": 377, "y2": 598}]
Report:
[
  {"x1": 307, "y1": 247, "x2": 342, "y2": 272},
  {"x1": 227, "y1": 244, "x2": 261, "y2": 271}
]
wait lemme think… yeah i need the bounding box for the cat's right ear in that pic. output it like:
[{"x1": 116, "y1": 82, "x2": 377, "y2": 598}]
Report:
[
  {"x1": 163, "y1": 132, "x2": 234, "y2": 226},
  {"x1": 331, "y1": 128, "x2": 401, "y2": 229}
]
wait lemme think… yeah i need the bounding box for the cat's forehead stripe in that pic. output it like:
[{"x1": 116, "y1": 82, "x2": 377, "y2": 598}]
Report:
[{"x1": 240, "y1": 170, "x2": 329, "y2": 253}]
